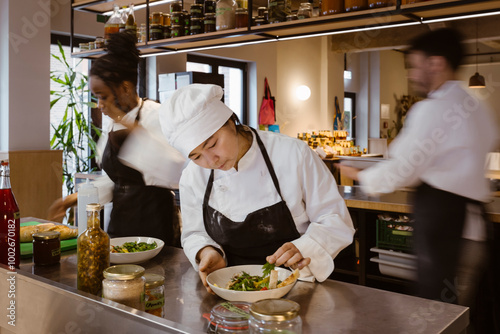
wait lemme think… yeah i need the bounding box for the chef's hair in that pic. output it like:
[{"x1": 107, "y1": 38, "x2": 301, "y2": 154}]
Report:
[
  {"x1": 408, "y1": 28, "x2": 464, "y2": 71},
  {"x1": 90, "y1": 31, "x2": 140, "y2": 88},
  {"x1": 223, "y1": 113, "x2": 248, "y2": 134}
]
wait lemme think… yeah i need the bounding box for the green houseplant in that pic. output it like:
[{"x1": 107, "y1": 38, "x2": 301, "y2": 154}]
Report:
[{"x1": 50, "y1": 42, "x2": 100, "y2": 204}]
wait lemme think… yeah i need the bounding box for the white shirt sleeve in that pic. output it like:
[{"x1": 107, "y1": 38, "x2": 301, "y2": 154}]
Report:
[
  {"x1": 290, "y1": 142, "x2": 355, "y2": 282},
  {"x1": 91, "y1": 174, "x2": 114, "y2": 205}
]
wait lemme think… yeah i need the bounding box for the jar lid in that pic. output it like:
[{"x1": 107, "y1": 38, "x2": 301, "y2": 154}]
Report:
[
  {"x1": 249, "y1": 299, "x2": 300, "y2": 321},
  {"x1": 210, "y1": 301, "x2": 250, "y2": 330},
  {"x1": 32, "y1": 231, "x2": 61, "y2": 240},
  {"x1": 190, "y1": 3, "x2": 203, "y2": 7},
  {"x1": 144, "y1": 273, "x2": 165, "y2": 289},
  {"x1": 236, "y1": 8, "x2": 248, "y2": 13},
  {"x1": 103, "y1": 264, "x2": 145, "y2": 280},
  {"x1": 86, "y1": 203, "x2": 101, "y2": 211}
]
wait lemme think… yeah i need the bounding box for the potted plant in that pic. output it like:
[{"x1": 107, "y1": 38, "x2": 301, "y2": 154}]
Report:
[{"x1": 50, "y1": 41, "x2": 100, "y2": 224}]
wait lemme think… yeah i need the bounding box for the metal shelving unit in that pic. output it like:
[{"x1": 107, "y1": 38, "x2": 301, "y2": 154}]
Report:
[{"x1": 70, "y1": 0, "x2": 500, "y2": 57}]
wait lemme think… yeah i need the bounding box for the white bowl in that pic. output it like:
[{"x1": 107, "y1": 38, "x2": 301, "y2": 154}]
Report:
[
  {"x1": 206, "y1": 265, "x2": 298, "y2": 303},
  {"x1": 109, "y1": 237, "x2": 164, "y2": 264}
]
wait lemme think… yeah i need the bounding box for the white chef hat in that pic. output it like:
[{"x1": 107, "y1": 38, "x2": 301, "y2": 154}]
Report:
[{"x1": 159, "y1": 84, "x2": 234, "y2": 158}]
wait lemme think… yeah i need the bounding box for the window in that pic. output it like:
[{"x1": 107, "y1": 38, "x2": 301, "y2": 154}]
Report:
[{"x1": 187, "y1": 54, "x2": 248, "y2": 124}]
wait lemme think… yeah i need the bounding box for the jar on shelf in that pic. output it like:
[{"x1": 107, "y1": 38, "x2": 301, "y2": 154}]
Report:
[
  {"x1": 150, "y1": 24, "x2": 164, "y2": 40},
  {"x1": 171, "y1": 24, "x2": 184, "y2": 38},
  {"x1": 79, "y1": 42, "x2": 89, "y2": 50},
  {"x1": 190, "y1": 4, "x2": 204, "y2": 18},
  {"x1": 191, "y1": 17, "x2": 204, "y2": 34},
  {"x1": 183, "y1": 11, "x2": 191, "y2": 36},
  {"x1": 95, "y1": 37, "x2": 105, "y2": 48},
  {"x1": 102, "y1": 264, "x2": 146, "y2": 311},
  {"x1": 171, "y1": 11, "x2": 183, "y2": 26},
  {"x1": 77, "y1": 203, "x2": 110, "y2": 296},
  {"x1": 216, "y1": 0, "x2": 237, "y2": 30},
  {"x1": 104, "y1": 4, "x2": 123, "y2": 43},
  {"x1": 297, "y1": 2, "x2": 313, "y2": 19},
  {"x1": 208, "y1": 301, "x2": 251, "y2": 333},
  {"x1": 249, "y1": 299, "x2": 302, "y2": 334},
  {"x1": 32, "y1": 231, "x2": 60, "y2": 266},
  {"x1": 163, "y1": 13, "x2": 171, "y2": 26},
  {"x1": 205, "y1": 0, "x2": 217, "y2": 14},
  {"x1": 144, "y1": 273, "x2": 165, "y2": 317},
  {"x1": 268, "y1": 0, "x2": 291, "y2": 23},
  {"x1": 344, "y1": 0, "x2": 368, "y2": 11},
  {"x1": 368, "y1": 0, "x2": 395, "y2": 8},
  {"x1": 257, "y1": 6, "x2": 267, "y2": 17},
  {"x1": 163, "y1": 25, "x2": 172, "y2": 39},
  {"x1": 151, "y1": 12, "x2": 163, "y2": 25},
  {"x1": 286, "y1": 14, "x2": 298, "y2": 21},
  {"x1": 235, "y1": 8, "x2": 249, "y2": 28},
  {"x1": 204, "y1": 13, "x2": 217, "y2": 33},
  {"x1": 320, "y1": 0, "x2": 344, "y2": 16},
  {"x1": 170, "y1": 1, "x2": 183, "y2": 13}
]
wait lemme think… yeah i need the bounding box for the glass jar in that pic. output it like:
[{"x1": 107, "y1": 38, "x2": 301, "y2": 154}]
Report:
[
  {"x1": 235, "y1": 8, "x2": 249, "y2": 28},
  {"x1": 205, "y1": 0, "x2": 217, "y2": 14},
  {"x1": 268, "y1": 0, "x2": 291, "y2": 23},
  {"x1": 183, "y1": 11, "x2": 191, "y2": 36},
  {"x1": 79, "y1": 43, "x2": 89, "y2": 50},
  {"x1": 32, "y1": 231, "x2": 60, "y2": 266},
  {"x1": 286, "y1": 14, "x2": 298, "y2": 21},
  {"x1": 208, "y1": 301, "x2": 251, "y2": 333},
  {"x1": 95, "y1": 37, "x2": 105, "y2": 48},
  {"x1": 102, "y1": 264, "x2": 145, "y2": 311},
  {"x1": 190, "y1": 4, "x2": 204, "y2": 18},
  {"x1": 204, "y1": 13, "x2": 216, "y2": 33},
  {"x1": 77, "y1": 203, "x2": 110, "y2": 296},
  {"x1": 171, "y1": 11, "x2": 183, "y2": 26},
  {"x1": 144, "y1": 273, "x2": 165, "y2": 317},
  {"x1": 149, "y1": 24, "x2": 164, "y2": 40},
  {"x1": 151, "y1": 12, "x2": 163, "y2": 25},
  {"x1": 320, "y1": 0, "x2": 343, "y2": 16},
  {"x1": 163, "y1": 25, "x2": 172, "y2": 39},
  {"x1": 163, "y1": 13, "x2": 171, "y2": 26},
  {"x1": 190, "y1": 17, "x2": 204, "y2": 34},
  {"x1": 216, "y1": 0, "x2": 237, "y2": 30},
  {"x1": 368, "y1": 0, "x2": 395, "y2": 8},
  {"x1": 344, "y1": 0, "x2": 367, "y2": 11},
  {"x1": 257, "y1": 6, "x2": 267, "y2": 17},
  {"x1": 297, "y1": 2, "x2": 313, "y2": 19},
  {"x1": 171, "y1": 25, "x2": 184, "y2": 38},
  {"x1": 249, "y1": 299, "x2": 302, "y2": 334},
  {"x1": 170, "y1": 1, "x2": 183, "y2": 13}
]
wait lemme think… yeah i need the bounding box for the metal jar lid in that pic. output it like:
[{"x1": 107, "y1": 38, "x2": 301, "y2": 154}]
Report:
[
  {"x1": 144, "y1": 273, "x2": 165, "y2": 289},
  {"x1": 103, "y1": 264, "x2": 145, "y2": 280},
  {"x1": 249, "y1": 299, "x2": 300, "y2": 321},
  {"x1": 86, "y1": 203, "x2": 102, "y2": 211},
  {"x1": 32, "y1": 231, "x2": 61, "y2": 240}
]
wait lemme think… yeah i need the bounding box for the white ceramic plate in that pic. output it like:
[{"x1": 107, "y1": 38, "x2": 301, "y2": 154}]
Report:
[
  {"x1": 206, "y1": 265, "x2": 298, "y2": 303},
  {"x1": 109, "y1": 237, "x2": 164, "y2": 264}
]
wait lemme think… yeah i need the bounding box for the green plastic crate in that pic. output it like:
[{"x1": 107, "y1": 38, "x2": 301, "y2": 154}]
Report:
[{"x1": 376, "y1": 219, "x2": 413, "y2": 253}]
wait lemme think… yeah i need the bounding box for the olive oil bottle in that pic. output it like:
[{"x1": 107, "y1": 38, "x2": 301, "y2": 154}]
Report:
[{"x1": 77, "y1": 203, "x2": 110, "y2": 295}]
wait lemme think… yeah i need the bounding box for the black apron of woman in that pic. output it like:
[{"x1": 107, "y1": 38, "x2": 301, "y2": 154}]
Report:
[
  {"x1": 102, "y1": 99, "x2": 180, "y2": 247},
  {"x1": 203, "y1": 128, "x2": 300, "y2": 265}
]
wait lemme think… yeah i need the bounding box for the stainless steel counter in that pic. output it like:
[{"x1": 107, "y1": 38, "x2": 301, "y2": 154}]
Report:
[{"x1": 1, "y1": 234, "x2": 469, "y2": 334}]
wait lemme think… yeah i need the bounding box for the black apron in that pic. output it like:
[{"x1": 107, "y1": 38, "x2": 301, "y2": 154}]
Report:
[
  {"x1": 203, "y1": 128, "x2": 300, "y2": 266},
  {"x1": 102, "y1": 99, "x2": 180, "y2": 247}
]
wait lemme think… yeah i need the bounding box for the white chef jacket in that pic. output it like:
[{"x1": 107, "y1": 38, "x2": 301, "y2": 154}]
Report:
[
  {"x1": 180, "y1": 129, "x2": 355, "y2": 282},
  {"x1": 92, "y1": 99, "x2": 186, "y2": 204},
  {"x1": 358, "y1": 81, "x2": 499, "y2": 240}
]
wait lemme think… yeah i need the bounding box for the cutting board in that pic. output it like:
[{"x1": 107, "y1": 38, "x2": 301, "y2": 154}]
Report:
[{"x1": 20, "y1": 221, "x2": 78, "y2": 258}]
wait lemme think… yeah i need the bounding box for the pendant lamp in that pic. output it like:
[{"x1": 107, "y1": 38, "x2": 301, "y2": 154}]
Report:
[{"x1": 469, "y1": 18, "x2": 486, "y2": 88}]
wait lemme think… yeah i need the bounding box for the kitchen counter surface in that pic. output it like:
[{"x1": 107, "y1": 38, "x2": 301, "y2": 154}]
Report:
[
  {"x1": 0, "y1": 218, "x2": 469, "y2": 334},
  {"x1": 340, "y1": 185, "x2": 500, "y2": 223}
]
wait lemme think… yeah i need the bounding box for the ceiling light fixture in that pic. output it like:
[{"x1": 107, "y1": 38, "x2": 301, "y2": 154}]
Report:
[{"x1": 469, "y1": 18, "x2": 486, "y2": 89}]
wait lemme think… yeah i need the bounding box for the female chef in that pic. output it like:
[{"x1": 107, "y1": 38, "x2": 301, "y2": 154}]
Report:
[
  {"x1": 48, "y1": 32, "x2": 186, "y2": 246},
  {"x1": 157, "y1": 84, "x2": 355, "y2": 292}
]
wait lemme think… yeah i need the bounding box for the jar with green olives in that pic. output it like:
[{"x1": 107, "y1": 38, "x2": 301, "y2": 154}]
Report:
[{"x1": 77, "y1": 203, "x2": 110, "y2": 296}]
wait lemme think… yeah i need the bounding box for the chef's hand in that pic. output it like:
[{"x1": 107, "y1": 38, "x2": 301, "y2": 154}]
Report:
[
  {"x1": 336, "y1": 164, "x2": 361, "y2": 181},
  {"x1": 197, "y1": 246, "x2": 226, "y2": 294},
  {"x1": 47, "y1": 193, "x2": 78, "y2": 223},
  {"x1": 266, "y1": 242, "x2": 311, "y2": 270}
]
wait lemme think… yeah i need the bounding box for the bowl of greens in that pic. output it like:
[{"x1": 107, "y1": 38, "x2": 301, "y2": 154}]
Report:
[
  {"x1": 109, "y1": 237, "x2": 164, "y2": 264},
  {"x1": 206, "y1": 263, "x2": 299, "y2": 303}
]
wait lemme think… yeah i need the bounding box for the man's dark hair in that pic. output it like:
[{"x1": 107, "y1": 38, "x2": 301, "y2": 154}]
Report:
[{"x1": 409, "y1": 28, "x2": 464, "y2": 71}]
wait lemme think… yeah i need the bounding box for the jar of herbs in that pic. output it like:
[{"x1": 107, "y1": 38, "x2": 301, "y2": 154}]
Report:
[
  {"x1": 144, "y1": 273, "x2": 165, "y2": 317},
  {"x1": 102, "y1": 265, "x2": 146, "y2": 311},
  {"x1": 249, "y1": 299, "x2": 302, "y2": 334},
  {"x1": 208, "y1": 301, "x2": 251, "y2": 333},
  {"x1": 77, "y1": 203, "x2": 110, "y2": 296},
  {"x1": 216, "y1": 0, "x2": 237, "y2": 30}
]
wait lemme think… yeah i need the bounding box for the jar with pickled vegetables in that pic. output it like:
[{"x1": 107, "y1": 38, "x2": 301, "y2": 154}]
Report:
[
  {"x1": 77, "y1": 203, "x2": 110, "y2": 296},
  {"x1": 144, "y1": 273, "x2": 165, "y2": 317}
]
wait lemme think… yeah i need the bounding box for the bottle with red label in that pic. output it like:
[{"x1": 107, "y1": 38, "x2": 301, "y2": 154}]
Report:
[{"x1": 0, "y1": 160, "x2": 20, "y2": 268}]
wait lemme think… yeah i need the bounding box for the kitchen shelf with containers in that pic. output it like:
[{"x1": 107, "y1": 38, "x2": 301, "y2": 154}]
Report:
[{"x1": 71, "y1": 0, "x2": 500, "y2": 58}]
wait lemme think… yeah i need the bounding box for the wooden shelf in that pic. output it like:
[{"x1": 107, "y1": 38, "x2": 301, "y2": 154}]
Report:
[{"x1": 71, "y1": 0, "x2": 500, "y2": 58}]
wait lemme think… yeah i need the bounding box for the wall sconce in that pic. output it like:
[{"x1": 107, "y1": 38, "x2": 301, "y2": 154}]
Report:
[
  {"x1": 469, "y1": 18, "x2": 486, "y2": 89},
  {"x1": 296, "y1": 85, "x2": 311, "y2": 101}
]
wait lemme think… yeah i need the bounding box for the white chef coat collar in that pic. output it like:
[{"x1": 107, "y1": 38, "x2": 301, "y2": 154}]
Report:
[
  {"x1": 428, "y1": 80, "x2": 461, "y2": 99},
  {"x1": 213, "y1": 129, "x2": 258, "y2": 178},
  {"x1": 112, "y1": 100, "x2": 141, "y2": 131}
]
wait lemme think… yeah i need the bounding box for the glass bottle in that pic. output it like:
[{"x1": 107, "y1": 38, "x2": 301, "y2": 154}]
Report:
[
  {"x1": 216, "y1": 0, "x2": 238, "y2": 31},
  {"x1": 77, "y1": 203, "x2": 110, "y2": 296},
  {"x1": 249, "y1": 299, "x2": 302, "y2": 334},
  {"x1": 268, "y1": 0, "x2": 291, "y2": 23},
  {"x1": 125, "y1": 3, "x2": 137, "y2": 36},
  {"x1": 0, "y1": 161, "x2": 20, "y2": 268},
  {"x1": 119, "y1": 5, "x2": 128, "y2": 32},
  {"x1": 104, "y1": 5, "x2": 124, "y2": 43},
  {"x1": 102, "y1": 264, "x2": 146, "y2": 311}
]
